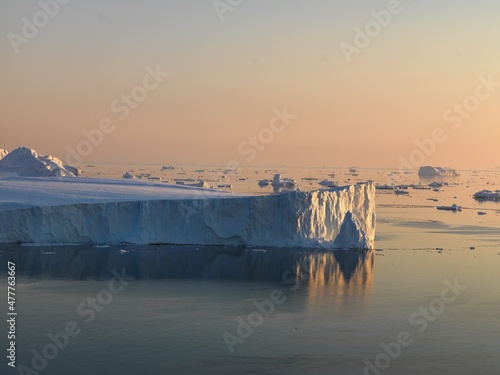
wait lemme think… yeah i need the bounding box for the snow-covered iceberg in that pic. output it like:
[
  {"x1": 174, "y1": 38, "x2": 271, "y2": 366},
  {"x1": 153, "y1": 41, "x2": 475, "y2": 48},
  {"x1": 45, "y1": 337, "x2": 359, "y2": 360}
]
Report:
[
  {"x1": 0, "y1": 177, "x2": 376, "y2": 249},
  {"x1": 418, "y1": 166, "x2": 459, "y2": 177},
  {"x1": 0, "y1": 147, "x2": 77, "y2": 177}
]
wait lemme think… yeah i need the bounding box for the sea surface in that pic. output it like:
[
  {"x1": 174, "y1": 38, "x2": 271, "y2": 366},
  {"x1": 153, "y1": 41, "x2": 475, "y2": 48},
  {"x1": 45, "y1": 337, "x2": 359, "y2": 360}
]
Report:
[{"x1": 1, "y1": 166, "x2": 499, "y2": 374}]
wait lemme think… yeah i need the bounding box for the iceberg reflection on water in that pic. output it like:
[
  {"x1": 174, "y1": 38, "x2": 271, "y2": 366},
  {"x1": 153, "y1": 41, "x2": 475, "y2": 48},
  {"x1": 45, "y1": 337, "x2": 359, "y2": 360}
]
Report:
[{"x1": 0, "y1": 244, "x2": 374, "y2": 288}]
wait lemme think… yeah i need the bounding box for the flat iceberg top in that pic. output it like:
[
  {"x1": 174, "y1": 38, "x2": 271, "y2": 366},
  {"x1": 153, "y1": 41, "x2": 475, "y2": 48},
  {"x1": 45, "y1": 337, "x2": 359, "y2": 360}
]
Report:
[{"x1": 0, "y1": 176, "x2": 242, "y2": 211}]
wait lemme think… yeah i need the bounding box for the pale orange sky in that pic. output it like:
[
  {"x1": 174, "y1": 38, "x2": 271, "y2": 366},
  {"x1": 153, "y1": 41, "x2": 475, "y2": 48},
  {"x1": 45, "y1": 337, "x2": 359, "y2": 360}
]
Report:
[{"x1": 1, "y1": 1, "x2": 499, "y2": 169}]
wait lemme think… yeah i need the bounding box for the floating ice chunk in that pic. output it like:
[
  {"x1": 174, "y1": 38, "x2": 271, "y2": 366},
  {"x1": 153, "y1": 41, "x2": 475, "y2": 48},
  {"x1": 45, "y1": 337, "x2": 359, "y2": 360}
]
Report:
[
  {"x1": 428, "y1": 181, "x2": 448, "y2": 188},
  {"x1": 64, "y1": 165, "x2": 82, "y2": 176},
  {"x1": 318, "y1": 179, "x2": 337, "y2": 187},
  {"x1": 177, "y1": 180, "x2": 211, "y2": 188},
  {"x1": 375, "y1": 184, "x2": 394, "y2": 190},
  {"x1": 410, "y1": 184, "x2": 431, "y2": 190},
  {"x1": 192, "y1": 180, "x2": 211, "y2": 188},
  {"x1": 123, "y1": 172, "x2": 136, "y2": 179},
  {"x1": 437, "y1": 203, "x2": 461, "y2": 212},
  {"x1": 395, "y1": 189, "x2": 409, "y2": 195},
  {"x1": 161, "y1": 165, "x2": 175, "y2": 170},
  {"x1": 271, "y1": 174, "x2": 297, "y2": 187},
  {"x1": 473, "y1": 190, "x2": 500, "y2": 200}
]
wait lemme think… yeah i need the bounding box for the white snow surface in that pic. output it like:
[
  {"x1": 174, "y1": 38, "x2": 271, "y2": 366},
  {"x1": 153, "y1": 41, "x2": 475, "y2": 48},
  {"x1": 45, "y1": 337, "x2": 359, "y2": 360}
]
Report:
[
  {"x1": 0, "y1": 147, "x2": 76, "y2": 177},
  {"x1": 0, "y1": 177, "x2": 376, "y2": 249},
  {"x1": 0, "y1": 149, "x2": 8, "y2": 160}
]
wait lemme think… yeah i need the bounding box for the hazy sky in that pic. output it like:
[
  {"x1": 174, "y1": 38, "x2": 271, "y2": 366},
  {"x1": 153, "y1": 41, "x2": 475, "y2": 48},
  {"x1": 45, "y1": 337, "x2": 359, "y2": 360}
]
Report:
[{"x1": 1, "y1": 0, "x2": 499, "y2": 168}]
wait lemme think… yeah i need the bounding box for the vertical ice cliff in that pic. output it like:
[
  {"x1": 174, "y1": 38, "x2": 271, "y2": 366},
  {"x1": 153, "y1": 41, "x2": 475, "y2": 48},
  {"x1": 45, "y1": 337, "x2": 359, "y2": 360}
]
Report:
[{"x1": 0, "y1": 179, "x2": 375, "y2": 249}]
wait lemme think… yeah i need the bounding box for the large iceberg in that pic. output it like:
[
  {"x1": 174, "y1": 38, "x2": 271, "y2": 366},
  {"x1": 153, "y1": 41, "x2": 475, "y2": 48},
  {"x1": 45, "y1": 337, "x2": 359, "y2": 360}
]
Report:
[
  {"x1": 0, "y1": 147, "x2": 76, "y2": 177},
  {"x1": 0, "y1": 177, "x2": 376, "y2": 249},
  {"x1": 418, "y1": 166, "x2": 459, "y2": 177}
]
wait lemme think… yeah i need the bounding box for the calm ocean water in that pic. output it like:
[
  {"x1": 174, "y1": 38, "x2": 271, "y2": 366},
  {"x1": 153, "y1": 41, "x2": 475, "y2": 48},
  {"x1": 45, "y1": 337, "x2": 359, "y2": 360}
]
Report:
[{"x1": 1, "y1": 166, "x2": 499, "y2": 374}]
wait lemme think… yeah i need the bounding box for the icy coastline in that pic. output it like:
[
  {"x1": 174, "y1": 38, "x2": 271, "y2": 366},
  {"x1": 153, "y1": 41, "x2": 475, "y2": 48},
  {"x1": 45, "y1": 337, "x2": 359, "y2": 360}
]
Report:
[{"x1": 0, "y1": 177, "x2": 375, "y2": 249}]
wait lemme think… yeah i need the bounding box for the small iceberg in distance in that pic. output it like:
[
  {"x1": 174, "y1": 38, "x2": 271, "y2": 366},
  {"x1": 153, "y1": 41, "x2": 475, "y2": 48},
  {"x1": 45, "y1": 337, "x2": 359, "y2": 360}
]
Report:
[
  {"x1": 437, "y1": 203, "x2": 462, "y2": 212},
  {"x1": 0, "y1": 147, "x2": 77, "y2": 177},
  {"x1": 271, "y1": 173, "x2": 297, "y2": 188},
  {"x1": 318, "y1": 179, "x2": 338, "y2": 187},
  {"x1": 473, "y1": 190, "x2": 500, "y2": 200},
  {"x1": 418, "y1": 166, "x2": 459, "y2": 177}
]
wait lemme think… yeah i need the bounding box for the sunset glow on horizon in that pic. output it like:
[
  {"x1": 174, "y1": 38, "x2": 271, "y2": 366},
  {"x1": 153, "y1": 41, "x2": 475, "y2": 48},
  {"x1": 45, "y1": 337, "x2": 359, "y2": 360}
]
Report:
[{"x1": 1, "y1": 0, "x2": 499, "y2": 169}]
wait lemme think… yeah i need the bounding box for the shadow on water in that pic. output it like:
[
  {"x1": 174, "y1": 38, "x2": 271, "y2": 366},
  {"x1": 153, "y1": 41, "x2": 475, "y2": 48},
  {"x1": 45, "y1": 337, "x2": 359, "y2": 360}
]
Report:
[{"x1": 0, "y1": 244, "x2": 374, "y2": 285}]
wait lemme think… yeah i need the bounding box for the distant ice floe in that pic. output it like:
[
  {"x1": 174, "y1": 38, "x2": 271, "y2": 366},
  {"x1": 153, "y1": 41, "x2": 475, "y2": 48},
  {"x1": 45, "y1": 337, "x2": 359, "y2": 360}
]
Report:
[
  {"x1": 428, "y1": 181, "x2": 448, "y2": 188},
  {"x1": 318, "y1": 179, "x2": 338, "y2": 187},
  {"x1": 258, "y1": 174, "x2": 298, "y2": 190},
  {"x1": 473, "y1": 190, "x2": 500, "y2": 200},
  {"x1": 418, "y1": 166, "x2": 459, "y2": 177},
  {"x1": 161, "y1": 165, "x2": 175, "y2": 170},
  {"x1": 271, "y1": 174, "x2": 297, "y2": 187},
  {"x1": 437, "y1": 203, "x2": 462, "y2": 212},
  {"x1": 0, "y1": 147, "x2": 77, "y2": 177},
  {"x1": 123, "y1": 171, "x2": 136, "y2": 178},
  {"x1": 123, "y1": 172, "x2": 162, "y2": 180},
  {"x1": 375, "y1": 184, "x2": 395, "y2": 190},
  {"x1": 176, "y1": 180, "x2": 212, "y2": 188},
  {"x1": 64, "y1": 165, "x2": 82, "y2": 176},
  {"x1": 394, "y1": 189, "x2": 409, "y2": 195}
]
